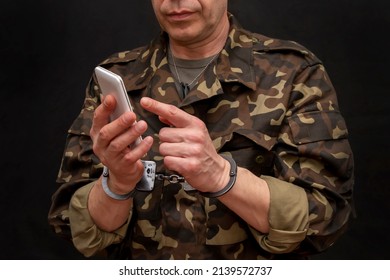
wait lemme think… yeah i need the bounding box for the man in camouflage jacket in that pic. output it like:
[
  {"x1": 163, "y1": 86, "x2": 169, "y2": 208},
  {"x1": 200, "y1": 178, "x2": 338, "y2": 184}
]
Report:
[{"x1": 48, "y1": 2, "x2": 354, "y2": 259}]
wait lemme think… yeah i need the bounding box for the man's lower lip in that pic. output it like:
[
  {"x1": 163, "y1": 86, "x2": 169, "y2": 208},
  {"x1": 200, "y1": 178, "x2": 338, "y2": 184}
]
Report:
[{"x1": 167, "y1": 13, "x2": 193, "y2": 21}]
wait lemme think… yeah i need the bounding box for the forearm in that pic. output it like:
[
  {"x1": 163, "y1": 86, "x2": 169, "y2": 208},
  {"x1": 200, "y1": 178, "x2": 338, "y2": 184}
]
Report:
[
  {"x1": 88, "y1": 176, "x2": 133, "y2": 232},
  {"x1": 218, "y1": 167, "x2": 270, "y2": 233}
]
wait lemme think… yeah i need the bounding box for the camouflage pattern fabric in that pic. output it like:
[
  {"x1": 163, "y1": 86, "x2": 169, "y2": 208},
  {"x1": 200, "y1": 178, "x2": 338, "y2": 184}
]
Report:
[{"x1": 48, "y1": 14, "x2": 354, "y2": 259}]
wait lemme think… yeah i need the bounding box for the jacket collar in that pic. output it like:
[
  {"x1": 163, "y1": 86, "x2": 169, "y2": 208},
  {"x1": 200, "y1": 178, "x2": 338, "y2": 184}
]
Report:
[{"x1": 121, "y1": 14, "x2": 259, "y2": 95}]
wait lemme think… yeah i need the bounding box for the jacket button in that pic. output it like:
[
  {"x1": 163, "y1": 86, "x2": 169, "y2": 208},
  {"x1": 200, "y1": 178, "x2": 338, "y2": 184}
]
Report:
[{"x1": 255, "y1": 155, "x2": 265, "y2": 164}]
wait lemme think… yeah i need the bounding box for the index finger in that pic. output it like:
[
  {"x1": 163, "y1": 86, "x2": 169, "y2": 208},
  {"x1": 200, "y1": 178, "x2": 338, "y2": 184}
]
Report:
[{"x1": 140, "y1": 97, "x2": 194, "y2": 128}]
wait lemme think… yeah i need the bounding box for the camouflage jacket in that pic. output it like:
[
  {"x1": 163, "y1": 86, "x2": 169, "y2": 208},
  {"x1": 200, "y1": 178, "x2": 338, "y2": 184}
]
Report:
[{"x1": 48, "y1": 15, "x2": 354, "y2": 259}]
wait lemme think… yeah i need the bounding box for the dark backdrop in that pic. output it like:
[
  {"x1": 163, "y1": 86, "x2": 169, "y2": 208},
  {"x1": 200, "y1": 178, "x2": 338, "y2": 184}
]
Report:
[{"x1": 1, "y1": 0, "x2": 389, "y2": 259}]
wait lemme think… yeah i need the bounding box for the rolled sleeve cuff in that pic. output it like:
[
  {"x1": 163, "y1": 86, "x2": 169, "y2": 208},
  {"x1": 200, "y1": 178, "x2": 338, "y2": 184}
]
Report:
[
  {"x1": 68, "y1": 182, "x2": 132, "y2": 257},
  {"x1": 249, "y1": 175, "x2": 309, "y2": 254}
]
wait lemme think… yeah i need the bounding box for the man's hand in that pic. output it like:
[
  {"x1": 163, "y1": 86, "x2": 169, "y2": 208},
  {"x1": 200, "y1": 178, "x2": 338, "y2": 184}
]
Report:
[
  {"x1": 90, "y1": 95, "x2": 153, "y2": 194},
  {"x1": 140, "y1": 97, "x2": 230, "y2": 193}
]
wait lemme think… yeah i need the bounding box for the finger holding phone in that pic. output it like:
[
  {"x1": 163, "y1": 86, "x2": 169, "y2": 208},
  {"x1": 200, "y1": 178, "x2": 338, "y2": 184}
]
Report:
[
  {"x1": 92, "y1": 67, "x2": 153, "y2": 194},
  {"x1": 91, "y1": 95, "x2": 153, "y2": 192}
]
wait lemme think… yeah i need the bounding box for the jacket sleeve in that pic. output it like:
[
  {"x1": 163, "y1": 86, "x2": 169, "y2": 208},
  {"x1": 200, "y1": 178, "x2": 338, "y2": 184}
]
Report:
[
  {"x1": 48, "y1": 74, "x2": 136, "y2": 257},
  {"x1": 48, "y1": 50, "x2": 143, "y2": 254},
  {"x1": 68, "y1": 182, "x2": 132, "y2": 257},
  {"x1": 48, "y1": 76, "x2": 103, "y2": 243},
  {"x1": 250, "y1": 61, "x2": 354, "y2": 255}
]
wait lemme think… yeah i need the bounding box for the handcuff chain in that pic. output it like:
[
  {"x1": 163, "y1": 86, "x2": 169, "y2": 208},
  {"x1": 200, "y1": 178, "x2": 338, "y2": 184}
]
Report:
[{"x1": 156, "y1": 174, "x2": 186, "y2": 184}]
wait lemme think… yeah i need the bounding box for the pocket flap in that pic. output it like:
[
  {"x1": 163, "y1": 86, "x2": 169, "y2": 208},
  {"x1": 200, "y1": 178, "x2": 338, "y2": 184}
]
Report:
[{"x1": 288, "y1": 111, "x2": 348, "y2": 145}]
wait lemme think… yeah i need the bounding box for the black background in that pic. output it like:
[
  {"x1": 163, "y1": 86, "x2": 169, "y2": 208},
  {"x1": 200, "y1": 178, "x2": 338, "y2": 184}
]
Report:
[{"x1": 1, "y1": 0, "x2": 389, "y2": 259}]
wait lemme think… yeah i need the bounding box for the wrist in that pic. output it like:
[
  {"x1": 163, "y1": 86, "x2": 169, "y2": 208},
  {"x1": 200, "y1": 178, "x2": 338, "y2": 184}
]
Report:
[
  {"x1": 200, "y1": 154, "x2": 237, "y2": 198},
  {"x1": 101, "y1": 167, "x2": 135, "y2": 200}
]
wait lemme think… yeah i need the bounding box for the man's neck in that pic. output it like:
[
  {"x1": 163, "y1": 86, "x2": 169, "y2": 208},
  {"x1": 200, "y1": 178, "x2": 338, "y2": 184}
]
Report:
[{"x1": 169, "y1": 16, "x2": 230, "y2": 60}]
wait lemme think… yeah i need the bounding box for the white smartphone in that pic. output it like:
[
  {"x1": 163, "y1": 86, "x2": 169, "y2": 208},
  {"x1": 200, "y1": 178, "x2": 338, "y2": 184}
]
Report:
[{"x1": 94, "y1": 66, "x2": 142, "y2": 147}]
